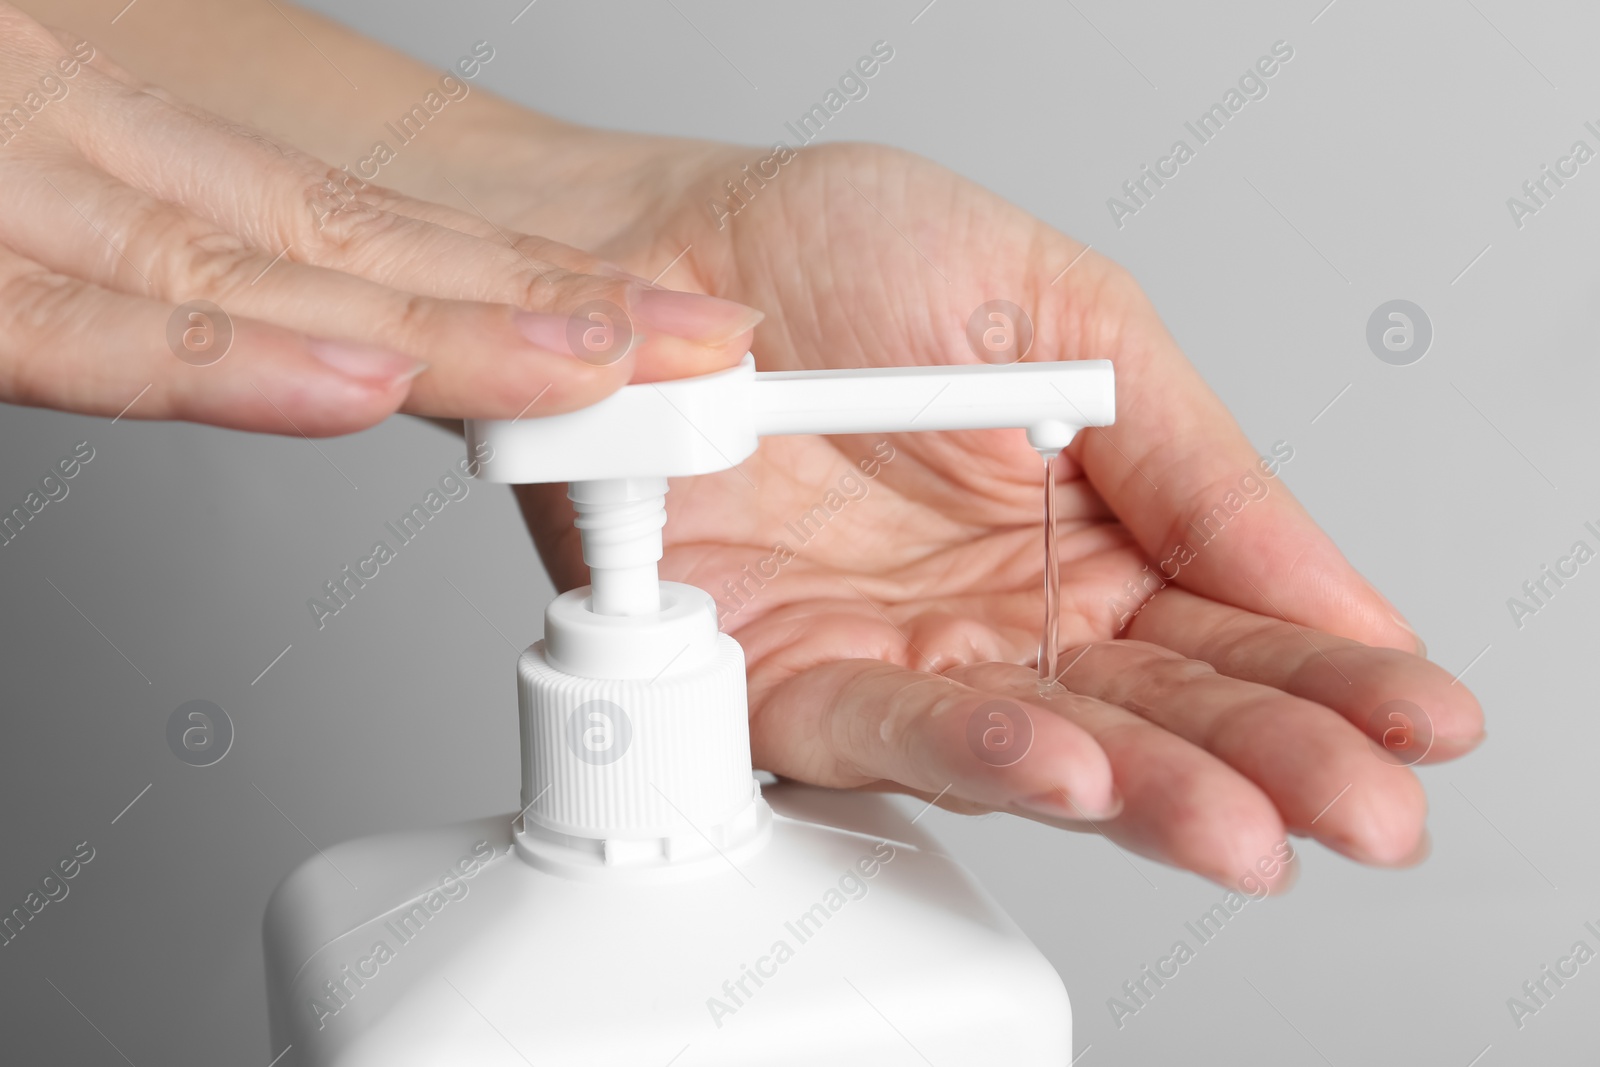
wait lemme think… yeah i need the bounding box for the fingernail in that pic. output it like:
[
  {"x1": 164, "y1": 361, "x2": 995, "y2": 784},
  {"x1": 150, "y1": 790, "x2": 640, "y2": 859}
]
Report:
[
  {"x1": 1346, "y1": 827, "x2": 1432, "y2": 868},
  {"x1": 625, "y1": 283, "x2": 764, "y2": 345},
  {"x1": 1021, "y1": 785, "x2": 1123, "y2": 822},
  {"x1": 305, "y1": 338, "x2": 427, "y2": 384},
  {"x1": 1269, "y1": 853, "x2": 1301, "y2": 895},
  {"x1": 1388, "y1": 611, "x2": 1427, "y2": 657},
  {"x1": 1387, "y1": 828, "x2": 1432, "y2": 868},
  {"x1": 1425, "y1": 729, "x2": 1487, "y2": 762},
  {"x1": 1212, "y1": 852, "x2": 1300, "y2": 896}
]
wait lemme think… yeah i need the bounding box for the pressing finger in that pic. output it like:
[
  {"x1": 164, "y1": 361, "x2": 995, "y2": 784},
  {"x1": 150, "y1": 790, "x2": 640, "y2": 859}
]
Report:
[
  {"x1": 70, "y1": 84, "x2": 761, "y2": 389},
  {"x1": 0, "y1": 245, "x2": 414, "y2": 434},
  {"x1": 0, "y1": 157, "x2": 744, "y2": 418}
]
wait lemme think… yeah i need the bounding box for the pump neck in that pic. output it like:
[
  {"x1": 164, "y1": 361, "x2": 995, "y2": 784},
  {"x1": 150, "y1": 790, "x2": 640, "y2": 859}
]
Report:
[{"x1": 569, "y1": 478, "x2": 667, "y2": 616}]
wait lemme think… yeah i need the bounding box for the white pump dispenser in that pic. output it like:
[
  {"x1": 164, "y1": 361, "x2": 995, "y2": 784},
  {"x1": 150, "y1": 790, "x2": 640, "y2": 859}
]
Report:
[
  {"x1": 473, "y1": 356, "x2": 1113, "y2": 881},
  {"x1": 262, "y1": 355, "x2": 1114, "y2": 1066}
]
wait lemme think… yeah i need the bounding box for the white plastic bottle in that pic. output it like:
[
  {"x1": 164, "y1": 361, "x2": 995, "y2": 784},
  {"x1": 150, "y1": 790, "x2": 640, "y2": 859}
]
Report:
[{"x1": 263, "y1": 355, "x2": 1114, "y2": 1064}]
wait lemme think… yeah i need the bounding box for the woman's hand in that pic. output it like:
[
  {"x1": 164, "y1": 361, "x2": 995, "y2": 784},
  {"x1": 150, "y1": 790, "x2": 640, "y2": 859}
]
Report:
[
  {"x1": 487, "y1": 135, "x2": 1485, "y2": 889},
  {"x1": 10, "y1": 0, "x2": 1483, "y2": 889},
  {"x1": 0, "y1": 5, "x2": 760, "y2": 435}
]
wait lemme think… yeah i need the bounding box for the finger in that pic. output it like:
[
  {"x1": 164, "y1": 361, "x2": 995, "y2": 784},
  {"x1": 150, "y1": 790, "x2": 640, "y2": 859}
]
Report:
[
  {"x1": 273, "y1": 176, "x2": 757, "y2": 386},
  {"x1": 1125, "y1": 586, "x2": 1484, "y2": 762},
  {"x1": 0, "y1": 246, "x2": 414, "y2": 434},
  {"x1": 301, "y1": 209, "x2": 760, "y2": 387},
  {"x1": 0, "y1": 157, "x2": 742, "y2": 418},
  {"x1": 749, "y1": 652, "x2": 1118, "y2": 820},
  {"x1": 39, "y1": 25, "x2": 135, "y2": 84},
  {"x1": 1042, "y1": 252, "x2": 1421, "y2": 654},
  {"x1": 68, "y1": 85, "x2": 761, "y2": 386},
  {"x1": 1041, "y1": 637, "x2": 1429, "y2": 867},
  {"x1": 947, "y1": 662, "x2": 1298, "y2": 889}
]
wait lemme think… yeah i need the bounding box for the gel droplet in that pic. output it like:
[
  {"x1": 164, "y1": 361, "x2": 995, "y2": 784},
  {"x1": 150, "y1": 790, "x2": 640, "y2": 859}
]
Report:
[{"x1": 1038, "y1": 449, "x2": 1063, "y2": 693}]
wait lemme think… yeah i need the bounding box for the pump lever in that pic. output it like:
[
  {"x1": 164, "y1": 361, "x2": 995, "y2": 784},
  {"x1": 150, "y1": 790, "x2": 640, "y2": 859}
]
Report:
[{"x1": 466, "y1": 355, "x2": 1115, "y2": 485}]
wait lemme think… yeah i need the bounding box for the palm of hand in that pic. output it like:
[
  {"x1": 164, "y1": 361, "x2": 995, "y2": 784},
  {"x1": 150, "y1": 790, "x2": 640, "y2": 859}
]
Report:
[{"x1": 510, "y1": 141, "x2": 1482, "y2": 887}]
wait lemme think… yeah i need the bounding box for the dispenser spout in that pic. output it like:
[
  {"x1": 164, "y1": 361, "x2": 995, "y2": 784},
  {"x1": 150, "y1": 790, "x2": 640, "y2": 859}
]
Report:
[{"x1": 751, "y1": 360, "x2": 1114, "y2": 442}]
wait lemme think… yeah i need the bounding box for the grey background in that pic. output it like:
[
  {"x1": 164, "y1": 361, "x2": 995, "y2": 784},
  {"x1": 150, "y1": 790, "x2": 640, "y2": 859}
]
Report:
[{"x1": 2, "y1": 0, "x2": 1596, "y2": 1063}]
